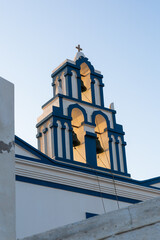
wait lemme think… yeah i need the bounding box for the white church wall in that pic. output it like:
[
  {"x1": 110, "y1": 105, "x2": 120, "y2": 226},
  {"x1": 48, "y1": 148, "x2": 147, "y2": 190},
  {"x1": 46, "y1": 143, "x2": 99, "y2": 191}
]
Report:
[
  {"x1": 61, "y1": 73, "x2": 67, "y2": 95},
  {"x1": 94, "y1": 78, "x2": 101, "y2": 106},
  {"x1": 50, "y1": 126, "x2": 55, "y2": 158},
  {"x1": 15, "y1": 155, "x2": 160, "y2": 204},
  {"x1": 43, "y1": 131, "x2": 48, "y2": 155},
  {"x1": 57, "y1": 120, "x2": 63, "y2": 158},
  {"x1": 64, "y1": 123, "x2": 70, "y2": 159},
  {"x1": 20, "y1": 197, "x2": 160, "y2": 240},
  {"x1": 0, "y1": 77, "x2": 16, "y2": 240},
  {"x1": 15, "y1": 145, "x2": 160, "y2": 239},
  {"x1": 152, "y1": 183, "x2": 160, "y2": 187},
  {"x1": 40, "y1": 126, "x2": 45, "y2": 153},
  {"x1": 47, "y1": 124, "x2": 52, "y2": 157},
  {"x1": 16, "y1": 181, "x2": 130, "y2": 239},
  {"x1": 83, "y1": 124, "x2": 95, "y2": 133},
  {"x1": 55, "y1": 77, "x2": 62, "y2": 95},
  {"x1": 111, "y1": 135, "x2": 118, "y2": 171},
  {"x1": 71, "y1": 71, "x2": 78, "y2": 99},
  {"x1": 15, "y1": 145, "x2": 40, "y2": 160},
  {"x1": 37, "y1": 97, "x2": 60, "y2": 123},
  {"x1": 118, "y1": 136, "x2": 124, "y2": 172}
]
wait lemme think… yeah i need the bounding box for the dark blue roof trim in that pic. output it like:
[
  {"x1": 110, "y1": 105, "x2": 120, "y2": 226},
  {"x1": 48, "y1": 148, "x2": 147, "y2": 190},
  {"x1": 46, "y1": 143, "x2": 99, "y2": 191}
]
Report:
[
  {"x1": 15, "y1": 136, "x2": 54, "y2": 165},
  {"x1": 15, "y1": 135, "x2": 160, "y2": 190},
  {"x1": 140, "y1": 177, "x2": 160, "y2": 186},
  {"x1": 16, "y1": 175, "x2": 141, "y2": 204},
  {"x1": 16, "y1": 153, "x2": 130, "y2": 177}
]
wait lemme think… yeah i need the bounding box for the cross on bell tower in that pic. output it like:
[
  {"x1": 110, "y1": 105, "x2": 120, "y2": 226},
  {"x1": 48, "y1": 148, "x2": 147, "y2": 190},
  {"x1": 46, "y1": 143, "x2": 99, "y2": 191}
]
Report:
[{"x1": 76, "y1": 44, "x2": 82, "y2": 52}]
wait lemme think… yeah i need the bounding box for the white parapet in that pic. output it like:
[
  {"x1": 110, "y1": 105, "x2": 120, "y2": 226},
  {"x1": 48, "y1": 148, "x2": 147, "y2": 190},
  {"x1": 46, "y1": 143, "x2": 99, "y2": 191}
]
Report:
[{"x1": 0, "y1": 77, "x2": 15, "y2": 240}]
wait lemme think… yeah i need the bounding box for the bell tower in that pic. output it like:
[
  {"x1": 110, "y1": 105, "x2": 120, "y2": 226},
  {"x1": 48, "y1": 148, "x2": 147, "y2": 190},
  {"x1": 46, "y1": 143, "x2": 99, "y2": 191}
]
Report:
[{"x1": 36, "y1": 46, "x2": 129, "y2": 176}]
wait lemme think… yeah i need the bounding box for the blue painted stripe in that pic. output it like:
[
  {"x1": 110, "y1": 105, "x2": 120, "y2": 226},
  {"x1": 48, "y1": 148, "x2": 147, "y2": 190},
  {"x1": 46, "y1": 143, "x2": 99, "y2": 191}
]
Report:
[
  {"x1": 16, "y1": 154, "x2": 41, "y2": 162},
  {"x1": 16, "y1": 175, "x2": 141, "y2": 204},
  {"x1": 15, "y1": 136, "x2": 160, "y2": 190},
  {"x1": 15, "y1": 153, "x2": 130, "y2": 178},
  {"x1": 141, "y1": 177, "x2": 160, "y2": 186}
]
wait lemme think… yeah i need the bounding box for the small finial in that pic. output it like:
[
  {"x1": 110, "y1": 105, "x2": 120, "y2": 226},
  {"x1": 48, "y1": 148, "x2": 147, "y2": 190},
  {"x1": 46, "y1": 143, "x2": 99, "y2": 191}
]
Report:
[
  {"x1": 109, "y1": 102, "x2": 115, "y2": 110},
  {"x1": 76, "y1": 44, "x2": 82, "y2": 52}
]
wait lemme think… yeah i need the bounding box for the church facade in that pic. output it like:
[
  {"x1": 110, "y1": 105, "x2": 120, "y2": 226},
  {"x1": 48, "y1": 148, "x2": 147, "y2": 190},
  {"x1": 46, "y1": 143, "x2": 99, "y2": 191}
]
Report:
[{"x1": 15, "y1": 47, "x2": 160, "y2": 239}]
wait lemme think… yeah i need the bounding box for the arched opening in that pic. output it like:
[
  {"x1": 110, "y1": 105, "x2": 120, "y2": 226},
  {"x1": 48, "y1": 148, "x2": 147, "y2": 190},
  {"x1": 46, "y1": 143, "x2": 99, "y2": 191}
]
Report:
[
  {"x1": 71, "y1": 108, "x2": 86, "y2": 163},
  {"x1": 80, "y1": 62, "x2": 92, "y2": 103},
  {"x1": 95, "y1": 114, "x2": 111, "y2": 169}
]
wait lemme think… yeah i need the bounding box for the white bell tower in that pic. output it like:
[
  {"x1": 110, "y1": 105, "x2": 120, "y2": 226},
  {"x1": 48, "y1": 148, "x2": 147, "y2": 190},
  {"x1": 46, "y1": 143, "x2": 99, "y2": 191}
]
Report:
[{"x1": 36, "y1": 46, "x2": 129, "y2": 177}]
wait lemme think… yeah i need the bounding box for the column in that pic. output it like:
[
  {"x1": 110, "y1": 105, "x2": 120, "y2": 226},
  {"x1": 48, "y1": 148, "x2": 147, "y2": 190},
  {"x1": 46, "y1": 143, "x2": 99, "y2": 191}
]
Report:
[
  {"x1": 85, "y1": 132, "x2": 97, "y2": 168},
  {"x1": 0, "y1": 77, "x2": 16, "y2": 240}
]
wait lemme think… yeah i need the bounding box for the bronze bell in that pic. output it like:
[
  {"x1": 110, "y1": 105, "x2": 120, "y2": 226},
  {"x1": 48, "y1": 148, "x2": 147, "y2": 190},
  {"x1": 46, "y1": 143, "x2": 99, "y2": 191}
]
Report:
[
  {"x1": 72, "y1": 130, "x2": 80, "y2": 147},
  {"x1": 96, "y1": 137, "x2": 104, "y2": 154},
  {"x1": 81, "y1": 79, "x2": 87, "y2": 92}
]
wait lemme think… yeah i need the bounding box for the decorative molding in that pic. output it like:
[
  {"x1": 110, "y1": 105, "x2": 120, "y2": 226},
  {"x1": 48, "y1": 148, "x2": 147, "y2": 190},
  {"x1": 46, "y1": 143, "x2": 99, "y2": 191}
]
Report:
[{"x1": 15, "y1": 157, "x2": 160, "y2": 203}]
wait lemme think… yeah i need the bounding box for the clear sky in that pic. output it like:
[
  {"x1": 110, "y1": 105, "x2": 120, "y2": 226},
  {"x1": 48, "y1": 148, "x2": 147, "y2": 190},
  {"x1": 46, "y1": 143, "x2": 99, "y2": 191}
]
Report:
[{"x1": 1, "y1": 0, "x2": 160, "y2": 180}]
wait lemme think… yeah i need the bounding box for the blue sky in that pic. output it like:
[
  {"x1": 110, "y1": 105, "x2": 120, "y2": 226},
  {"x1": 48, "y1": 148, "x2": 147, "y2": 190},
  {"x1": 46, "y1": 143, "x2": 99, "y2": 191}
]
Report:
[{"x1": 1, "y1": 0, "x2": 160, "y2": 180}]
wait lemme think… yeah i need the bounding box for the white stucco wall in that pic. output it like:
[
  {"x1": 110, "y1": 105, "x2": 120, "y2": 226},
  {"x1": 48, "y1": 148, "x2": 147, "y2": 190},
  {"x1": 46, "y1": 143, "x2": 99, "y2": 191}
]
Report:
[
  {"x1": 19, "y1": 197, "x2": 160, "y2": 240},
  {"x1": 16, "y1": 181, "x2": 130, "y2": 239},
  {"x1": 15, "y1": 143, "x2": 160, "y2": 239},
  {"x1": 15, "y1": 137, "x2": 160, "y2": 240},
  {"x1": 0, "y1": 77, "x2": 15, "y2": 240}
]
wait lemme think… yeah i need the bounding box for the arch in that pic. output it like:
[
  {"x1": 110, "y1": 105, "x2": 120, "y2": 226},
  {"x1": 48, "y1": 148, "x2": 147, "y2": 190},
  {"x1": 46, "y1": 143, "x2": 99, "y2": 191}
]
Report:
[
  {"x1": 68, "y1": 104, "x2": 88, "y2": 123},
  {"x1": 75, "y1": 57, "x2": 95, "y2": 74},
  {"x1": 92, "y1": 110, "x2": 111, "y2": 129},
  {"x1": 71, "y1": 70, "x2": 78, "y2": 99},
  {"x1": 80, "y1": 62, "x2": 92, "y2": 103},
  {"x1": 94, "y1": 114, "x2": 111, "y2": 169},
  {"x1": 71, "y1": 108, "x2": 86, "y2": 164}
]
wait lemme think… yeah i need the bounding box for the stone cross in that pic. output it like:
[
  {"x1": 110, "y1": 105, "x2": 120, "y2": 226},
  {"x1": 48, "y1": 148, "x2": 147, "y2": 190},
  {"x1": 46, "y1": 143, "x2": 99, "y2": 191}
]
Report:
[{"x1": 76, "y1": 44, "x2": 82, "y2": 52}]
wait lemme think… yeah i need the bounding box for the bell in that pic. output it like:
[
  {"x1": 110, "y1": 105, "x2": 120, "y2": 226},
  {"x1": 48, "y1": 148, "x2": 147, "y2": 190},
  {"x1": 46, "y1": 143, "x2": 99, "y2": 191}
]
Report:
[
  {"x1": 81, "y1": 79, "x2": 87, "y2": 92},
  {"x1": 72, "y1": 131, "x2": 80, "y2": 147},
  {"x1": 96, "y1": 138, "x2": 104, "y2": 154}
]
